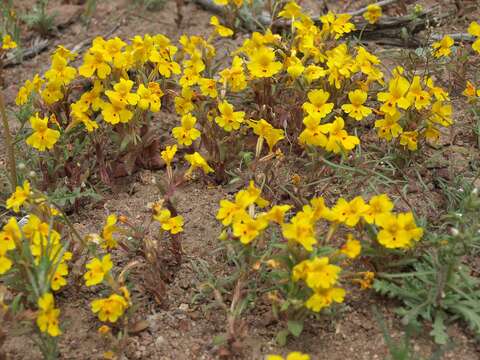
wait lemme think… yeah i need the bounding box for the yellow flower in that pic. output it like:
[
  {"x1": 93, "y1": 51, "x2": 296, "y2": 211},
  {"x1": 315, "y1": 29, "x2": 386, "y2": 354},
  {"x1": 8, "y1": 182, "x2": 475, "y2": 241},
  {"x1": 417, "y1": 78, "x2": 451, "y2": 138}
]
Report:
[
  {"x1": 320, "y1": 12, "x2": 355, "y2": 39},
  {"x1": 26, "y1": 113, "x2": 60, "y2": 151},
  {"x1": 325, "y1": 117, "x2": 360, "y2": 154},
  {"x1": 305, "y1": 287, "x2": 345, "y2": 312},
  {"x1": 105, "y1": 37, "x2": 126, "y2": 60},
  {"x1": 154, "y1": 208, "x2": 184, "y2": 234},
  {"x1": 463, "y1": 81, "x2": 479, "y2": 98},
  {"x1": 174, "y1": 87, "x2": 195, "y2": 115},
  {"x1": 377, "y1": 75, "x2": 411, "y2": 115},
  {"x1": 278, "y1": 1, "x2": 302, "y2": 19},
  {"x1": 84, "y1": 254, "x2": 113, "y2": 286},
  {"x1": 71, "y1": 102, "x2": 99, "y2": 132},
  {"x1": 341, "y1": 89, "x2": 372, "y2": 120},
  {"x1": 161, "y1": 145, "x2": 177, "y2": 167},
  {"x1": 137, "y1": 82, "x2": 163, "y2": 112},
  {"x1": 54, "y1": 45, "x2": 77, "y2": 61},
  {"x1": 217, "y1": 200, "x2": 245, "y2": 226},
  {"x1": 292, "y1": 257, "x2": 341, "y2": 291},
  {"x1": 51, "y1": 262, "x2": 69, "y2": 291},
  {"x1": 363, "y1": 4, "x2": 382, "y2": 24},
  {"x1": 0, "y1": 256, "x2": 12, "y2": 275},
  {"x1": 357, "y1": 271, "x2": 375, "y2": 289},
  {"x1": 184, "y1": 152, "x2": 214, "y2": 175},
  {"x1": 247, "y1": 47, "x2": 282, "y2": 78},
  {"x1": 355, "y1": 47, "x2": 384, "y2": 84},
  {"x1": 216, "y1": 187, "x2": 261, "y2": 226},
  {"x1": 430, "y1": 101, "x2": 453, "y2": 127},
  {"x1": 77, "y1": 80, "x2": 104, "y2": 111},
  {"x1": 374, "y1": 111, "x2": 403, "y2": 141},
  {"x1": 425, "y1": 123, "x2": 440, "y2": 142},
  {"x1": 198, "y1": 78, "x2": 218, "y2": 98},
  {"x1": 331, "y1": 196, "x2": 369, "y2": 227},
  {"x1": 16, "y1": 75, "x2": 44, "y2": 106},
  {"x1": 41, "y1": 80, "x2": 64, "y2": 105},
  {"x1": 98, "y1": 325, "x2": 111, "y2": 334},
  {"x1": 298, "y1": 116, "x2": 331, "y2": 148},
  {"x1": 1, "y1": 34, "x2": 17, "y2": 49},
  {"x1": 91, "y1": 293, "x2": 129, "y2": 323},
  {"x1": 6, "y1": 180, "x2": 31, "y2": 213},
  {"x1": 376, "y1": 213, "x2": 410, "y2": 249},
  {"x1": 101, "y1": 98, "x2": 133, "y2": 124},
  {"x1": 282, "y1": 211, "x2": 316, "y2": 251},
  {"x1": 468, "y1": 21, "x2": 480, "y2": 53},
  {"x1": 426, "y1": 77, "x2": 449, "y2": 101},
  {"x1": 400, "y1": 130, "x2": 418, "y2": 151},
  {"x1": 215, "y1": 101, "x2": 245, "y2": 132},
  {"x1": 247, "y1": 119, "x2": 284, "y2": 151},
  {"x1": 363, "y1": 194, "x2": 393, "y2": 224},
  {"x1": 219, "y1": 56, "x2": 247, "y2": 92},
  {"x1": 106, "y1": 78, "x2": 139, "y2": 106},
  {"x1": 469, "y1": 21, "x2": 480, "y2": 37},
  {"x1": 210, "y1": 16, "x2": 233, "y2": 37},
  {"x1": 432, "y1": 35, "x2": 454, "y2": 58},
  {"x1": 406, "y1": 76, "x2": 431, "y2": 110},
  {"x1": 398, "y1": 212, "x2": 423, "y2": 243},
  {"x1": 310, "y1": 197, "x2": 333, "y2": 221},
  {"x1": 303, "y1": 65, "x2": 326, "y2": 83},
  {"x1": 102, "y1": 214, "x2": 118, "y2": 249},
  {"x1": 36, "y1": 293, "x2": 61, "y2": 336},
  {"x1": 172, "y1": 113, "x2": 201, "y2": 146},
  {"x1": 0, "y1": 217, "x2": 20, "y2": 253},
  {"x1": 267, "y1": 352, "x2": 310, "y2": 360},
  {"x1": 232, "y1": 213, "x2": 268, "y2": 244},
  {"x1": 376, "y1": 212, "x2": 423, "y2": 249},
  {"x1": 45, "y1": 53, "x2": 77, "y2": 86},
  {"x1": 22, "y1": 214, "x2": 60, "y2": 250},
  {"x1": 340, "y1": 234, "x2": 361, "y2": 259},
  {"x1": 302, "y1": 89, "x2": 334, "y2": 120},
  {"x1": 179, "y1": 66, "x2": 201, "y2": 88},
  {"x1": 264, "y1": 205, "x2": 292, "y2": 224},
  {"x1": 78, "y1": 46, "x2": 112, "y2": 79}
]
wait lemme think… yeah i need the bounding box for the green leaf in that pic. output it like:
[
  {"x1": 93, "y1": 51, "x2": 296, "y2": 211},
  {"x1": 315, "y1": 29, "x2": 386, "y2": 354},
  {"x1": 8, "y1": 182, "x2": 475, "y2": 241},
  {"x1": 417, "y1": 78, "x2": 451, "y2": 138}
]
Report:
[
  {"x1": 275, "y1": 329, "x2": 289, "y2": 346},
  {"x1": 450, "y1": 303, "x2": 480, "y2": 335},
  {"x1": 212, "y1": 334, "x2": 227, "y2": 346},
  {"x1": 287, "y1": 320, "x2": 303, "y2": 337},
  {"x1": 430, "y1": 311, "x2": 448, "y2": 345}
]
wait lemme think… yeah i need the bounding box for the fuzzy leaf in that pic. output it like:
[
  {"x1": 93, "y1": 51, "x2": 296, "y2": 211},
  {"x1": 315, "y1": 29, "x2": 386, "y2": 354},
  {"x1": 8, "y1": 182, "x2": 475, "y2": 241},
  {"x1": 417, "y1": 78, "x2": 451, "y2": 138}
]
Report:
[
  {"x1": 287, "y1": 320, "x2": 303, "y2": 337},
  {"x1": 430, "y1": 311, "x2": 448, "y2": 345},
  {"x1": 275, "y1": 329, "x2": 289, "y2": 346}
]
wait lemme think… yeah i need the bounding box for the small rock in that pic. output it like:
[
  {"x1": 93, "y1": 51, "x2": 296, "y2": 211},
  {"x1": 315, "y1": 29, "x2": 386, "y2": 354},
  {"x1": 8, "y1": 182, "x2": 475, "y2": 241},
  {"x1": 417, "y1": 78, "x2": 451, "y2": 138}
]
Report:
[
  {"x1": 155, "y1": 335, "x2": 166, "y2": 348},
  {"x1": 178, "y1": 303, "x2": 189, "y2": 312},
  {"x1": 437, "y1": 168, "x2": 451, "y2": 180}
]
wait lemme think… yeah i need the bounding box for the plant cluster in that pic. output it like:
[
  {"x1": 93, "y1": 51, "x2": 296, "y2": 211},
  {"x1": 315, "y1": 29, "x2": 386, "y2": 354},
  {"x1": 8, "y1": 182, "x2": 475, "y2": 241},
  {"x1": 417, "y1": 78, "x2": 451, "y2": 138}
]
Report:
[
  {"x1": 374, "y1": 179, "x2": 480, "y2": 345},
  {"x1": 211, "y1": 181, "x2": 422, "y2": 344}
]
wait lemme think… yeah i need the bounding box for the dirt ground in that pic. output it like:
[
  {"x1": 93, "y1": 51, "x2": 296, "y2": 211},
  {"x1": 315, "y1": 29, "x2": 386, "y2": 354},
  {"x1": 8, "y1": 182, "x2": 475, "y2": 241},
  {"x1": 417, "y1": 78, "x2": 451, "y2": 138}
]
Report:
[{"x1": 1, "y1": 0, "x2": 480, "y2": 359}]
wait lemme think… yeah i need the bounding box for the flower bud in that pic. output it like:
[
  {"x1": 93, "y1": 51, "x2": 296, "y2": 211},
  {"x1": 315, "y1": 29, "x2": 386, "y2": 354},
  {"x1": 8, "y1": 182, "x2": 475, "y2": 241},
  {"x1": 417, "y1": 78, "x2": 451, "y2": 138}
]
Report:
[{"x1": 218, "y1": 229, "x2": 228, "y2": 241}]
